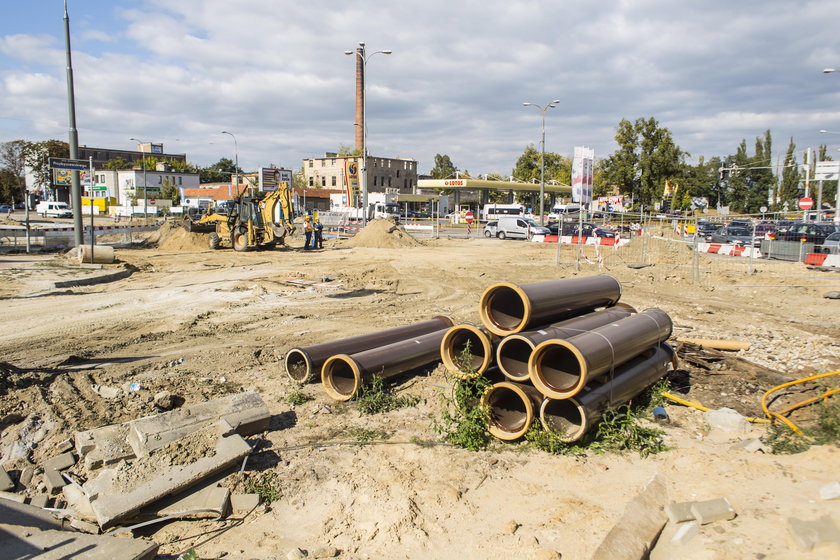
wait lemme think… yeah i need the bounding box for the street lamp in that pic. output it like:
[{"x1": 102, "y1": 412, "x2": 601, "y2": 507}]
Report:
[
  {"x1": 345, "y1": 42, "x2": 392, "y2": 226},
  {"x1": 823, "y1": 68, "x2": 837, "y2": 73},
  {"x1": 129, "y1": 137, "x2": 147, "y2": 218},
  {"x1": 522, "y1": 99, "x2": 561, "y2": 225},
  {"x1": 220, "y1": 131, "x2": 239, "y2": 196}
]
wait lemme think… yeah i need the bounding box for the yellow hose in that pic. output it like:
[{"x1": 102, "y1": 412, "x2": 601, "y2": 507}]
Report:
[
  {"x1": 661, "y1": 392, "x2": 770, "y2": 423},
  {"x1": 663, "y1": 370, "x2": 840, "y2": 436}
]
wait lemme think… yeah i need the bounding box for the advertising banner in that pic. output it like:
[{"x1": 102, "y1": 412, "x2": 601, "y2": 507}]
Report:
[
  {"x1": 571, "y1": 146, "x2": 594, "y2": 204},
  {"x1": 260, "y1": 168, "x2": 293, "y2": 192},
  {"x1": 344, "y1": 160, "x2": 360, "y2": 207},
  {"x1": 54, "y1": 169, "x2": 91, "y2": 186}
]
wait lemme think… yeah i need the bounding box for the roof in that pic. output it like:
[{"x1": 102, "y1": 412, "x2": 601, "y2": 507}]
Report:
[
  {"x1": 181, "y1": 186, "x2": 236, "y2": 200},
  {"x1": 418, "y1": 178, "x2": 571, "y2": 194},
  {"x1": 293, "y1": 187, "x2": 342, "y2": 198}
]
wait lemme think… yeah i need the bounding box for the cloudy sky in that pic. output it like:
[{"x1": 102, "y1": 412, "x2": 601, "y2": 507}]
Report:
[{"x1": 1, "y1": 0, "x2": 839, "y2": 176}]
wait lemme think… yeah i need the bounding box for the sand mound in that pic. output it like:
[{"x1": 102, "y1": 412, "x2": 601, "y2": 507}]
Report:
[
  {"x1": 145, "y1": 222, "x2": 210, "y2": 251},
  {"x1": 343, "y1": 219, "x2": 421, "y2": 249}
]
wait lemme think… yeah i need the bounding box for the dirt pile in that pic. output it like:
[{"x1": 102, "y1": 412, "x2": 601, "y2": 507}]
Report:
[
  {"x1": 342, "y1": 219, "x2": 421, "y2": 249},
  {"x1": 145, "y1": 221, "x2": 210, "y2": 252}
]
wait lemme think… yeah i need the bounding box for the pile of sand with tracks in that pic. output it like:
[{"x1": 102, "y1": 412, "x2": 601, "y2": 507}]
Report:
[
  {"x1": 145, "y1": 221, "x2": 210, "y2": 252},
  {"x1": 342, "y1": 219, "x2": 421, "y2": 249}
]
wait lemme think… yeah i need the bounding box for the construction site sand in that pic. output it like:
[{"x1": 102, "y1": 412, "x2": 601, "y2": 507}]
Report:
[
  {"x1": 0, "y1": 234, "x2": 838, "y2": 558},
  {"x1": 341, "y1": 218, "x2": 422, "y2": 249},
  {"x1": 145, "y1": 221, "x2": 210, "y2": 252}
]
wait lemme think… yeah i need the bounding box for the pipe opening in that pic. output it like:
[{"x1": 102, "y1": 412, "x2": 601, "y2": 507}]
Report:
[
  {"x1": 533, "y1": 343, "x2": 583, "y2": 394},
  {"x1": 497, "y1": 337, "x2": 533, "y2": 381},
  {"x1": 487, "y1": 385, "x2": 530, "y2": 436},
  {"x1": 485, "y1": 286, "x2": 526, "y2": 331},
  {"x1": 285, "y1": 350, "x2": 311, "y2": 382},
  {"x1": 540, "y1": 398, "x2": 584, "y2": 442},
  {"x1": 322, "y1": 357, "x2": 359, "y2": 398},
  {"x1": 449, "y1": 329, "x2": 486, "y2": 371}
]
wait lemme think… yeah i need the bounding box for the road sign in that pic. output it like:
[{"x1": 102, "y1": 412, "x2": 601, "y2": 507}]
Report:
[
  {"x1": 759, "y1": 206, "x2": 767, "y2": 213},
  {"x1": 90, "y1": 186, "x2": 107, "y2": 191},
  {"x1": 815, "y1": 161, "x2": 840, "y2": 181},
  {"x1": 464, "y1": 211, "x2": 474, "y2": 224},
  {"x1": 798, "y1": 197, "x2": 814, "y2": 210},
  {"x1": 149, "y1": 199, "x2": 156, "y2": 205},
  {"x1": 49, "y1": 157, "x2": 88, "y2": 171}
]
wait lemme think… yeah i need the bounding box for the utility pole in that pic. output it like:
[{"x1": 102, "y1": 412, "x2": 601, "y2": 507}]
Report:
[{"x1": 63, "y1": 0, "x2": 83, "y2": 247}]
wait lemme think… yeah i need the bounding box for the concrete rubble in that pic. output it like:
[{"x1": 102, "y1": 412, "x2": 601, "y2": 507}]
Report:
[{"x1": 0, "y1": 391, "x2": 270, "y2": 536}]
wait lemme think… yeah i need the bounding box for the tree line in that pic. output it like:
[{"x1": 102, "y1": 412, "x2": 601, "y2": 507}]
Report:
[{"x1": 429, "y1": 117, "x2": 838, "y2": 214}]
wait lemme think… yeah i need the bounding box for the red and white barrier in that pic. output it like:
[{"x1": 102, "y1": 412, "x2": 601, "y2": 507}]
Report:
[
  {"x1": 804, "y1": 253, "x2": 840, "y2": 267},
  {"x1": 696, "y1": 242, "x2": 762, "y2": 258},
  {"x1": 531, "y1": 235, "x2": 631, "y2": 247}
]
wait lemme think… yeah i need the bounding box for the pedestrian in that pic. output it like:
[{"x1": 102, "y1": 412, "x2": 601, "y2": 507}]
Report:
[
  {"x1": 303, "y1": 216, "x2": 313, "y2": 250},
  {"x1": 313, "y1": 217, "x2": 324, "y2": 249}
]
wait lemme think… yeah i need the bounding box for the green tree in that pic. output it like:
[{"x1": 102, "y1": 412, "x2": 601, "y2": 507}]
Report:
[
  {"x1": 512, "y1": 144, "x2": 571, "y2": 207},
  {"x1": 160, "y1": 177, "x2": 180, "y2": 206},
  {"x1": 429, "y1": 154, "x2": 457, "y2": 179},
  {"x1": 103, "y1": 157, "x2": 132, "y2": 170},
  {"x1": 777, "y1": 138, "x2": 800, "y2": 211},
  {"x1": 337, "y1": 144, "x2": 362, "y2": 157},
  {"x1": 0, "y1": 140, "x2": 27, "y2": 203},
  {"x1": 23, "y1": 140, "x2": 69, "y2": 194},
  {"x1": 199, "y1": 158, "x2": 240, "y2": 183}
]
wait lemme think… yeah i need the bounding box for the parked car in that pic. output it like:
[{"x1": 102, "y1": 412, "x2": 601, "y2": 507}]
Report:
[
  {"x1": 820, "y1": 232, "x2": 840, "y2": 253},
  {"x1": 547, "y1": 221, "x2": 598, "y2": 237},
  {"x1": 35, "y1": 201, "x2": 73, "y2": 218},
  {"x1": 14, "y1": 201, "x2": 25, "y2": 210},
  {"x1": 495, "y1": 217, "x2": 550, "y2": 240},
  {"x1": 707, "y1": 226, "x2": 760, "y2": 247},
  {"x1": 483, "y1": 220, "x2": 498, "y2": 238},
  {"x1": 770, "y1": 223, "x2": 839, "y2": 245},
  {"x1": 0, "y1": 204, "x2": 13, "y2": 214},
  {"x1": 696, "y1": 221, "x2": 722, "y2": 236},
  {"x1": 592, "y1": 227, "x2": 617, "y2": 239}
]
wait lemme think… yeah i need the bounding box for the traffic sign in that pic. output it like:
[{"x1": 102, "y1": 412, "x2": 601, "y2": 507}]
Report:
[
  {"x1": 759, "y1": 206, "x2": 767, "y2": 213},
  {"x1": 49, "y1": 157, "x2": 88, "y2": 170},
  {"x1": 464, "y1": 211, "x2": 474, "y2": 224},
  {"x1": 149, "y1": 199, "x2": 156, "y2": 205},
  {"x1": 798, "y1": 197, "x2": 814, "y2": 210},
  {"x1": 90, "y1": 186, "x2": 107, "y2": 191}
]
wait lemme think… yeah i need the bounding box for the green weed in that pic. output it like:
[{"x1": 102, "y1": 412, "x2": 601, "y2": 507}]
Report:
[
  {"x1": 285, "y1": 388, "x2": 313, "y2": 406},
  {"x1": 764, "y1": 425, "x2": 811, "y2": 455},
  {"x1": 347, "y1": 427, "x2": 390, "y2": 442},
  {"x1": 434, "y1": 343, "x2": 492, "y2": 451},
  {"x1": 764, "y1": 397, "x2": 840, "y2": 454},
  {"x1": 589, "y1": 405, "x2": 667, "y2": 458},
  {"x1": 242, "y1": 470, "x2": 282, "y2": 504},
  {"x1": 524, "y1": 425, "x2": 586, "y2": 456},
  {"x1": 354, "y1": 375, "x2": 420, "y2": 415},
  {"x1": 178, "y1": 549, "x2": 200, "y2": 560}
]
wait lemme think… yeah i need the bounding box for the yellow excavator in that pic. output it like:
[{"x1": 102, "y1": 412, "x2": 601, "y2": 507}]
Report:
[{"x1": 183, "y1": 182, "x2": 296, "y2": 251}]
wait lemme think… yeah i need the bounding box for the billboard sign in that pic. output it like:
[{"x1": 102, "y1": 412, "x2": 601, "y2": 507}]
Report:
[
  {"x1": 260, "y1": 167, "x2": 293, "y2": 192},
  {"x1": 54, "y1": 169, "x2": 92, "y2": 186},
  {"x1": 49, "y1": 157, "x2": 88, "y2": 170},
  {"x1": 815, "y1": 161, "x2": 840, "y2": 181},
  {"x1": 344, "y1": 160, "x2": 360, "y2": 206},
  {"x1": 571, "y1": 146, "x2": 594, "y2": 204}
]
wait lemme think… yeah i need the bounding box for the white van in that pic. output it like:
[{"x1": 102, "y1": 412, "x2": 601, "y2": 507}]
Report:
[
  {"x1": 495, "y1": 216, "x2": 550, "y2": 240},
  {"x1": 35, "y1": 201, "x2": 73, "y2": 218},
  {"x1": 547, "y1": 203, "x2": 581, "y2": 220}
]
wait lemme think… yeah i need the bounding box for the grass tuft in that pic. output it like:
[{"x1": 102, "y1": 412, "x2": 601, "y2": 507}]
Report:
[{"x1": 354, "y1": 374, "x2": 420, "y2": 415}]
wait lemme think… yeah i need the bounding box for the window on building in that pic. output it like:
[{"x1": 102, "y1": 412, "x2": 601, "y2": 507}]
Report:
[
  {"x1": 388, "y1": 177, "x2": 392, "y2": 187},
  {"x1": 178, "y1": 177, "x2": 182, "y2": 185},
  {"x1": 332, "y1": 176, "x2": 336, "y2": 186},
  {"x1": 321, "y1": 176, "x2": 326, "y2": 186},
  {"x1": 308, "y1": 160, "x2": 313, "y2": 168},
  {"x1": 404, "y1": 179, "x2": 407, "y2": 188},
  {"x1": 396, "y1": 170, "x2": 400, "y2": 178},
  {"x1": 309, "y1": 177, "x2": 314, "y2": 186},
  {"x1": 321, "y1": 160, "x2": 325, "y2": 167},
  {"x1": 158, "y1": 176, "x2": 162, "y2": 184}
]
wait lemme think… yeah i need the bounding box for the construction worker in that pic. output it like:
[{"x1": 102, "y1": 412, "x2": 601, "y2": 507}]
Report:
[
  {"x1": 313, "y1": 217, "x2": 324, "y2": 249},
  {"x1": 303, "y1": 216, "x2": 313, "y2": 250}
]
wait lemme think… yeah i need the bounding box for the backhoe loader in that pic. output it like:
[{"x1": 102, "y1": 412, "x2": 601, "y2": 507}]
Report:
[{"x1": 182, "y1": 182, "x2": 296, "y2": 251}]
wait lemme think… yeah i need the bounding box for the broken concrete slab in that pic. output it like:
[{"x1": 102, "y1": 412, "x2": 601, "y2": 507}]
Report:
[
  {"x1": 44, "y1": 469, "x2": 66, "y2": 494},
  {"x1": 142, "y1": 483, "x2": 231, "y2": 520},
  {"x1": 665, "y1": 501, "x2": 696, "y2": 524},
  {"x1": 0, "y1": 467, "x2": 14, "y2": 491},
  {"x1": 231, "y1": 492, "x2": 261, "y2": 512},
  {"x1": 690, "y1": 498, "x2": 736, "y2": 525},
  {"x1": 63, "y1": 484, "x2": 96, "y2": 521},
  {"x1": 705, "y1": 408, "x2": 748, "y2": 433},
  {"x1": 76, "y1": 423, "x2": 136, "y2": 468},
  {"x1": 90, "y1": 433, "x2": 251, "y2": 529},
  {"x1": 731, "y1": 438, "x2": 766, "y2": 453},
  {"x1": 18, "y1": 466, "x2": 34, "y2": 488},
  {"x1": 28, "y1": 495, "x2": 50, "y2": 508},
  {"x1": 820, "y1": 481, "x2": 840, "y2": 501},
  {"x1": 0, "y1": 521, "x2": 157, "y2": 559},
  {"x1": 788, "y1": 515, "x2": 840, "y2": 551},
  {"x1": 0, "y1": 491, "x2": 25, "y2": 503},
  {"x1": 127, "y1": 390, "x2": 269, "y2": 457},
  {"x1": 0, "y1": 496, "x2": 68, "y2": 530},
  {"x1": 591, "y1": 473, "x2": 669, "y2": 560},
  {"x1": 43, "y1": 451, "x2": 76, "y2": 472}
]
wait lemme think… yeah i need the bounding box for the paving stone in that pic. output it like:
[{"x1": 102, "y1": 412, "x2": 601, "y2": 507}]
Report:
[
  {"x1": 43, "y1": 452, "x2": 76, "y2": 472},
  {"x1": 28, "y1": 495, "x2": 51, "y2": 508},
  {"x1": 0, "y1": 468, "x2": 14, "y2": 492},
  {"x1": 690, "y1": 498, "x2": 736, "y2": 525},
  {"x1": 18, "y1": 466, "x2": 34, "y2": 488},
  {"x1": 231, "y1": 493, "x2": 261, "y2": 513},
  {"x1": 0, "y1": 522, "x2": 157, "y2": 559},
  {"x1": 152, "y1": 484, "x2": 231, "y2": 520},
  {"x1": 671, "y1": 521, "x2": 700, "y2": 545},
  {"x1": 665, "y1": 501, "x2": 696, "y2": 524},
  {"x1": 0, "y1": 491, "x2": 25, "y2": 503},
  {"x1": 788, "y1": 515, "x2": 840, "y2": 551},
  {"x1": 44, "y1": 469, "x2": 67, "y2": 494}
]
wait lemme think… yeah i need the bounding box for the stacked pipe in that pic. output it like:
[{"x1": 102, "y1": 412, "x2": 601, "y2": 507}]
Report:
[{"x1": 460, "y1": 275, "x2": 676, "y2": 442}]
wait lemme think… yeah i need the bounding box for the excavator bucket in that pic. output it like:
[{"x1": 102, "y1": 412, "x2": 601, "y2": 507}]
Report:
[{"x1": 182, "y1": 216, "x2": 217, "y2": 233}]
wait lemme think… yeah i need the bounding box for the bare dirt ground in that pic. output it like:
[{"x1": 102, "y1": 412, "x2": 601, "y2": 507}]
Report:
[{"x1": 1, "y1": 220, "x2": 839, "y2": 559}]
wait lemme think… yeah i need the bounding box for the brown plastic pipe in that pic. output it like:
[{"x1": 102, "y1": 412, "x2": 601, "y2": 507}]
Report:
[
  {"x1": 285, "y1": 316, "x2": 453, "y2": 383},
  {"x1": 478, "y1": 275, "x2": 622, "y2": 337},
  {"x1": 540, "y1": 343, "x2": 676, "y2": 442},
  {"x1": 440, "y1": 324, "x2": 498, "y2": 379},
  {"x1": 321, "y1": 328, "x2": 450, "y2": 401},
  {"x1": 495, "y1": 306, "x2": 635, "y2": 382},
  {"x1": 482, "y1": 381, "x2": 545, "y2": 440},
  {"x1": 529, "y1": 308, "x2": 672, "y2": 399}
]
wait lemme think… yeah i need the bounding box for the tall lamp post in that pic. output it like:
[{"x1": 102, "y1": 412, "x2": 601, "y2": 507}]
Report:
[
  {"x1": 129, "y1": 138, "x2": 148, "y2": 218},
  {"x1": 523, "y1": 99, "x2": 560, "y2": 225},
  {"x1": 221, "y1": 131, "x2": 239, "y2": 196},
  {"x1": 345, "y1": 42, "x2": 392, "y2": 226}
]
